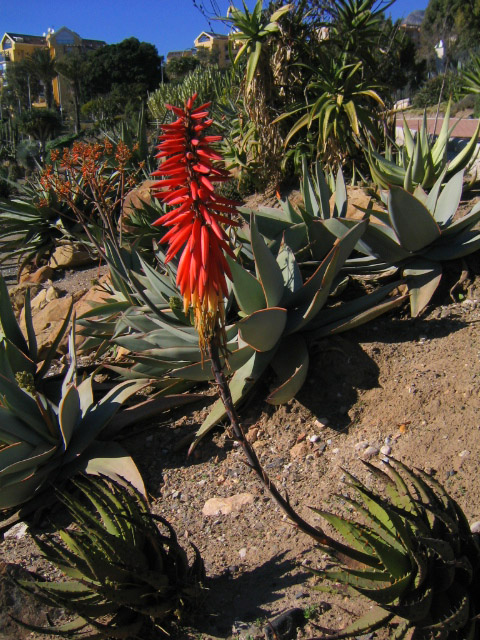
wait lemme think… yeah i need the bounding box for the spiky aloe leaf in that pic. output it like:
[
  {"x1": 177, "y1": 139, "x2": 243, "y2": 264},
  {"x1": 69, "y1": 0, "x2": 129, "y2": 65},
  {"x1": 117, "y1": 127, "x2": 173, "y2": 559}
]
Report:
[
  {"x1": 404, "y1": 259, "x2": 442, "y2": 317},
  {"x1": 266, "y1": 334, "x2": 309, "y2": 404},
  {"x1": 250, "y1": 215, "x2": 284, "y2": 307},
  {"x1": 238, "y1": 308, "x2": 287, "y2": 352},
  {"x1": 388, "y1": 187, "x2": 441, "y2": 252}
]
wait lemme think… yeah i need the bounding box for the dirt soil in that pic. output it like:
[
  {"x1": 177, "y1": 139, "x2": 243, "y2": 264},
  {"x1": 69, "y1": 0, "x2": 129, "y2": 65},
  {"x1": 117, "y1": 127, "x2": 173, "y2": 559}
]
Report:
[{"x1": 2, "y1": 219, "x2": 480, "y2": 640}]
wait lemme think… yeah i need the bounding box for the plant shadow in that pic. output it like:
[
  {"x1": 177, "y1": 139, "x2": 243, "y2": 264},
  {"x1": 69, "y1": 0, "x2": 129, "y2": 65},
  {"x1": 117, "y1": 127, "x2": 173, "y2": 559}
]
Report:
[{"x1": 193, "y1": 552, "x2": 307, "y2": 637}]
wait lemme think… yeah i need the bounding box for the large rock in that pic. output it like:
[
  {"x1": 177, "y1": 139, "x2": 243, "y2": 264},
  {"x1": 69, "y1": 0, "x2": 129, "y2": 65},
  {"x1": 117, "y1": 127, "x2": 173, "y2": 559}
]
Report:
[
  {"x1": 8, "y1": 283, "x2": 43, "y2": 315},
  {"x1": 49, "y1": 244, "x2": 93, "y2": 269},
  {"x1": 122, "y1": 179, "x2": 156, "y2": 228},
  {"x1": 19, "y1": 284, "x2": 113, "y2": 359},
  {"x1": 329, "y1": 185, "x2": 372, "y2": 220},
  {"x1": 18, "y1": 265, "x2": 54, "y2": 284}
]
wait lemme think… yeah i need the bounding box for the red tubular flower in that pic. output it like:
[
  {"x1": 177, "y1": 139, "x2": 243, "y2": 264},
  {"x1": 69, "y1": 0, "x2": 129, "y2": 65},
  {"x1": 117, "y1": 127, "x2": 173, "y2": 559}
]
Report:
[{"x1": 152, "y1": 93, "x2": 240, "y2": 350}]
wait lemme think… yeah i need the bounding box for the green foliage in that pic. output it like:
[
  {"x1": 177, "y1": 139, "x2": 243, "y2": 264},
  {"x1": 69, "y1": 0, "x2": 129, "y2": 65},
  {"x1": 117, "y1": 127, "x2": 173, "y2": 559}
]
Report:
[
  {"x1": 166, "y1": 55, "x2": 200, "y2": 82},
  {"x1": 325, "y1": 169, "x2": 480, "y2": 315},
  {"x1": 24, "y1": 48, "x2": 57, "y2": 109},
  {"x1": 15, "y1": 475, "x2": 204, "y2": 638},
  {"x1": 148, "y1": 65, "x2": 236, "y2": 121},
  {"x1": 460, "y1": 54, "x2": 480, "y2": 96},
  {"x1": 83, "y1": 37, "x2": 163, "y2": 101},
  {"x1": 0, "y1": 176, "x2": 84, "y2": 272},
  {"x1": 0, "y1": 279, "x2": 145, "y2": 525},
  {"x1": 276, "y1": 54, "x2": 384, "y2": 171},
  {"x1": 412, "y1": 73, "x2": 462, "y2": 108},
  {"x1": 311, "y1": 458, "x2": 480, "y2": 639},
  {"x1": 227, "y1": 0, "x2": 292, "y2": 89},
  {"x1": 368, "y1": 100, "x2": 480, "y2": 191},
  {"x1": 16, "y1": 108, "x2": 62, "y2": 157}
]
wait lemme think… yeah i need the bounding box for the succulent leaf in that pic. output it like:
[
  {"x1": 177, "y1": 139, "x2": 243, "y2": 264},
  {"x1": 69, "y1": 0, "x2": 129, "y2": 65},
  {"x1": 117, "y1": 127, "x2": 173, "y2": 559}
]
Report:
[
  {"x1": 388, "y1": 187, "x2": 441, "y2": 252},
  {"x1": 267, "y1": 334, "x2": 309, "y2": 404}
]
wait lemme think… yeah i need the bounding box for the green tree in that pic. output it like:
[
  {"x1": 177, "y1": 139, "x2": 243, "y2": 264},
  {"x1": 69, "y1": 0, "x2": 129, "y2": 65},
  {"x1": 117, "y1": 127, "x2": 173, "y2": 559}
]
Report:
[
  {"x1": 83, "y1": 37, "x2": 163, "y2": 100},
  {"x1": 2, "y1": 59, "x2": 41, "y2": 114},
  {"x1": 165, "y1": 55, "x2": 200, "y2": 82},
  {"x1": 55, "y1": 51, "x2": 87, "y2": 133},
  {"x1": 421, "y1": 0, "x2": 480, "y2": 60},
  {"x1": 17, "y1": 108, "x2": 61, "y2": 159}
]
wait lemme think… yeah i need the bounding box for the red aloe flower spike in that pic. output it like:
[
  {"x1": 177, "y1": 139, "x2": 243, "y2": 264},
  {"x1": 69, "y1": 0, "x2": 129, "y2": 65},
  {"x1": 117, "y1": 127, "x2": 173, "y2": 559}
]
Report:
[{"x1": 151, "y1": 93, "x2": 240, "y2": 352}]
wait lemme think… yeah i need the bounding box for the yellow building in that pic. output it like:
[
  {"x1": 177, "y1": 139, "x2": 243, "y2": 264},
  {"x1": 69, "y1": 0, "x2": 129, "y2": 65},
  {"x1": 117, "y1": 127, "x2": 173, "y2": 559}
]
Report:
[
  {"x1": 194, "y1": 32, "x2": 230, "y2": 68},
  {"x1": 0, "y1": 27, "x2": 105, "y2": 107}
]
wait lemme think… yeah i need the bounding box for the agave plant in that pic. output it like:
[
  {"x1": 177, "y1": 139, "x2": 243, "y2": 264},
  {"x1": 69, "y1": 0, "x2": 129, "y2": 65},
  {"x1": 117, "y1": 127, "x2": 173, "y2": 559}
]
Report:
[
  {"x1": 238, "y1": 159, "x2": 369, "y2": 265},
  {"x1": 367, "y1": 101, "x2": 480, "y2": 192},
  {"x1": 185, "y1": 216, "x2": 406, "y2": 449},
  {"x1": 0, "y1": 316, "x2": 146, "y2": 527},
  {"x1": 461, "y1": 55, "x2": 480, "y2": 97},
  {"x1": 323, "y1": 168, "x2": 480, "y2": 316},
  {"x1": 311, "y1": 458, "x2": 480, "y2": 639},
  {"x1": 15, "y1": 475, "x2": 204, "y2": 638}
]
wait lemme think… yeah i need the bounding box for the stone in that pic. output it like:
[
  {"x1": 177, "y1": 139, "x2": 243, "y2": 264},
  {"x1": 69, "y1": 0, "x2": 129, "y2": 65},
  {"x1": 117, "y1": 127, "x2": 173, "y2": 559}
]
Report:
[
  {"x1": 202, "y1": 493, "x2": 254, "y2": 516},
  {"x1": 29, "y1": 285, "x2": 59, "y2": 313},
  {"x1": 314, "y1": 418, "x2": 329, "y2": 428},
  {"x1": 246, "y1": 427, "x2": 259, "y2": 444},
  {"x1": 20, "y1": 294, "x2": 73, "y2": 358},
  {"x1": 19, "y1": 265, "x2": 54, "y2": 284},
  {"x1": 8, "y1": 283, "x2": 43, "y2": 315},
  {"x1": 290, "y1": 442, "x2": 308, "y2": 459},
  {"x1": 355, "y1": 440, "x2": 369, "y2": 451},
  {"x1": 329, "y1": 186, "x2": 372, "y2": 220},
  {"x1": 3, "y1": 522, "x2": 28, "y2": 540},
  {"x1": 48, "y1": 244, "x2": 93, "y2": 269},
  {"x1": 363, "y1": 446, "x2": 379, "y2": 459},
  {"x1": 380, "y1": 445, "x2": 392, "y2": 456},
  {"x1": 122, "y1": 179, "x2": 156, "y2": 228},
  {"x1": 470, "y1": 521, "x2": 480, "y2": 533},
  {"x1": 264, "y1": 608, "x2": 306, "y2": 640},
  {"x1": 238, "y1": 547, "x2": 247, "y2": 559}
]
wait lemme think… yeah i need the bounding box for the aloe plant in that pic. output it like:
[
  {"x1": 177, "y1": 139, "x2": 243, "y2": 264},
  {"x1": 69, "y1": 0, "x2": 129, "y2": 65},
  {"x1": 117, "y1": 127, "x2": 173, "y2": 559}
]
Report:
[
  {"x1": 15, "y1": 475, "x2": 204, "y2": 638},
  {"x1": 368, "y1": 100, "x2": 480, "y2": 192},
  {"x1": 187, "y1": 216, "x2": 406, "y2": 449},
  {"x1": 312, "y1": 459, "x2": 480, "y2": 639},
  {"x1": 0, "y1": 317, "x2": 146, "y2": 528},
  {"x1": 323, "y1": 169, "x2": 480, "y2": 316},
  {"x1": 238, "y1": 160, "x2": 351, "y2": 263}
]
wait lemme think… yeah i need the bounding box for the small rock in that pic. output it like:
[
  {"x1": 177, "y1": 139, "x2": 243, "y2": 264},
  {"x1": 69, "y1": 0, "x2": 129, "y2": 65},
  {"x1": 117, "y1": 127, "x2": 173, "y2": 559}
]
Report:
[
  {"x1": 264, "y1": 608, "x2": 305, "y2": 640},
  {"x1": 238, "y1": 547, "x2": 247, "y2": 559},
  {"x1": 332, "y1": 447, "x2": 340, "y2": 454},
  {"x1": 309, "y1": 434, "x2": 321, "y2": 443},
  {"x1": 363, "y1": 446, "x2": 379, "y2": 459},
  {"x1": 3, "y1": 522, "x2": 28, "y2": 540},
  {"x1": 290, "y1": 442, "x2": 308, "y2": 459},
  {"x1": 470, "y1": 521, "x2": 480, "y2": 534},
  {"x1": 202, "y1": 492, "x2": 254, "y2": 516},
  {"x1": 314, "y1": 418, "x2": 329, "y2": 428},
  {"x1": 380, "y1": 445, "x2": 392, "y2": 456},
  {"x1": 459, "y1": 450, "x2": 470, "y2": 458},
  {"x1": 246, "y1": 427, "x2": 259, "y2": 444},
  {"x1": 355, "y1": 440, "x2": 369, "y2": 451}
]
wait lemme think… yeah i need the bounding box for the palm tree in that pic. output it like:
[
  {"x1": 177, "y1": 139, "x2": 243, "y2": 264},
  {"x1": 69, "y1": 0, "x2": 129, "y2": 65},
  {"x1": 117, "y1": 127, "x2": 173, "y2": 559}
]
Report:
[{"x1": 25, "y1": 48, "x2": 57, "y2": 109}]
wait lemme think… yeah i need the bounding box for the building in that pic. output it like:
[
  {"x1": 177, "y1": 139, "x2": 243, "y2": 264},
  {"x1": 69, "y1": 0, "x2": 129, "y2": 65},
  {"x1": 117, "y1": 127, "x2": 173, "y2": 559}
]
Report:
[
  {"x1": 193, "y1": 32, "x2": 230, "y2": 68},
  {"x1": 400, "y1": 9, "x2": 425, "y2": 48},
  {"x1": 0, "y1": 27, "x2": 105, "y2": 107},
  {"x1": 166, "y1": 49, "x2": 194, "y2": 63}
]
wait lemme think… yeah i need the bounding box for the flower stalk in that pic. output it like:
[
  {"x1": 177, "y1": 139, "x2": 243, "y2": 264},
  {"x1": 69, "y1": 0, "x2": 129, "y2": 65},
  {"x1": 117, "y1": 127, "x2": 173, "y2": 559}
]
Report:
[{"x1": 154, "y1": 94, "x2": 350, "y2": 553}]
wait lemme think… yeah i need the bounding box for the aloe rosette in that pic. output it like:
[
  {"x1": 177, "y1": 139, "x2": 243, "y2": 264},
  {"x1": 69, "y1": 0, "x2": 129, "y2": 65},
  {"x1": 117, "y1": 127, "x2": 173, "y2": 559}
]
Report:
[
  {"x1": 323, "y1": 169, "x2": 480, "y2": 316},
  {"x1": 15, "y1": 475, "x2": 204, "y2": 638},
  {"x1": 185, "y1": 215, "x2": 406, "y2": 449},
  {"x1": 368, "y1": 101, "x2": 480, "y2": 192},
  {"x1": 312, "y1": 459, "x2": 480, "y2": 639},
  {"x1": 0, "y1": 306, "x2": 145, "y2": 527}
]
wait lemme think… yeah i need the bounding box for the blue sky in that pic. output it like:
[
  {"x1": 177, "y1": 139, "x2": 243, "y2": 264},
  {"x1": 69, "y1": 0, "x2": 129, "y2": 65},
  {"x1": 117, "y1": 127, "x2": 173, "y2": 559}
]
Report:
[{"x1": 2, "y1": 0, "x2": 428, "y2": 60}]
